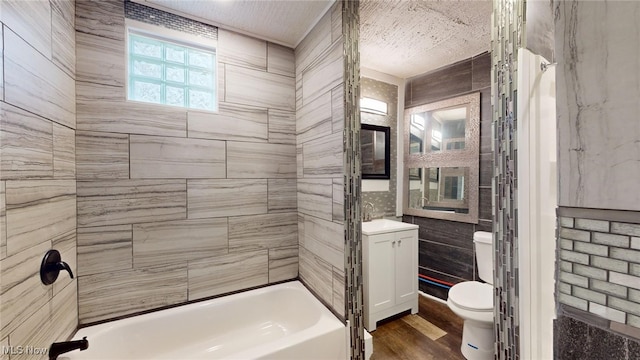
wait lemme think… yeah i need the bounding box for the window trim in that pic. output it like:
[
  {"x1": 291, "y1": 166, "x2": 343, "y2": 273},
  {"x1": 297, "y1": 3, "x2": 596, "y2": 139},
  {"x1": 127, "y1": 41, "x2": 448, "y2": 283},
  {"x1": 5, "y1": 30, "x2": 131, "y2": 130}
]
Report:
[{"x1": 125, "y1": 19, "x2": 218, "y2": 113}]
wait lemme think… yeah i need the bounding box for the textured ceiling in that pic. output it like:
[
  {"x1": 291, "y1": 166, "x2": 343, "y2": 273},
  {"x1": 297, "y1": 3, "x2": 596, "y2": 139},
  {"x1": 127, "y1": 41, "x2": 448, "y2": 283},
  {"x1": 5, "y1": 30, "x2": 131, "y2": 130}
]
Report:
[
  {"x1": 138, "y1": 0, "x2": 492, "y2": 79},
  {"x1": 136, "y1": 0, "x2": 334, "y2": 47},
  {"x1": 360, "y1": 0, "x2": 492, "y2": 79}
]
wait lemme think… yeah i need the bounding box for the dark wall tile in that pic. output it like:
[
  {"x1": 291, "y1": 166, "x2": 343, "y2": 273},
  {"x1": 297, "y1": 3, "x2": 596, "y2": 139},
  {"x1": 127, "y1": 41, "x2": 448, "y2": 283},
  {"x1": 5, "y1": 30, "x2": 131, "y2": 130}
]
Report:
[
  {"x1": 479, "y1": 187, "x2": 492, "y2": 221},
  {"x1": 472, "y1": 52, "x2": 491, "y2": 90},
  {"x1": 407, "y1": 59, "x2": 472, "y2": 107},
  {"x1": 402, "y1": 214, "x2": 414, "y2": 224},
  {"x1": 629, "y1": 338, "x2": 640, "y2": 360},
  {"x1": 480, "y1": 153, "x2": 493, "y2": 187},
  {"x1": 480, "y1": 88, "x2": 493, "y2": 154},
  {"x1": 475, "y1": 220, "x2": 493, "y2": 233},
  {"x1": 413, "y1": 216, "x2": 475, "y2": 249},
  {"x1": 554, "y1": 315, "x2": 589, "y2": 360},
  {"x1": 419, "y1": 239, "x2": 474, "y2": 280},
  {"x1": 418, "y1": 267, "x2": 465, "y2": 300},
  {"x1": 588, "y1": 326, "x2": 627, "y2": 360}
]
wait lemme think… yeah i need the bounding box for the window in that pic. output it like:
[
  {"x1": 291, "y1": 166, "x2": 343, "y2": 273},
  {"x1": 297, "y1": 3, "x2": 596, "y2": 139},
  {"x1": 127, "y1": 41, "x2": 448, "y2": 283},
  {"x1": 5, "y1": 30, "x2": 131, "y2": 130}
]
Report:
[{"x1": 127, "y1": 31, "x2": 217, "y2": 111}]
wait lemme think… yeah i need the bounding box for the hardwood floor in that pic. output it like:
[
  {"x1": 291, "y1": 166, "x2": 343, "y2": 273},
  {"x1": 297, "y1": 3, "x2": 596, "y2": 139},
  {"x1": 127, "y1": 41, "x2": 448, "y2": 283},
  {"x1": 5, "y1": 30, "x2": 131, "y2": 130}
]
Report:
[{"x1": 370, "y1": 295, "x2": 465, "y2": 360}]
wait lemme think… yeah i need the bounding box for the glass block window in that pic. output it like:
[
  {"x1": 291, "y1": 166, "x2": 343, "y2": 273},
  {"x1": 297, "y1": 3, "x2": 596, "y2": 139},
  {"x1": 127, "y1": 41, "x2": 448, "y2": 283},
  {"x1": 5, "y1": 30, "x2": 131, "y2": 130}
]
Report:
[{"x1": 127, "y1": 31, "x2": 217, "y2": 111}]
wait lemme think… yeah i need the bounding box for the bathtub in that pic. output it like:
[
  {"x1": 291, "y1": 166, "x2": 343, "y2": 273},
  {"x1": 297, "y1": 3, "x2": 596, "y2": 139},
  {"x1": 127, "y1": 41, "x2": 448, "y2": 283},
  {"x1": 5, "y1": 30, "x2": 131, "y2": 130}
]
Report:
[{"x1": 63, "y1": 281, "x2": 347, "y2": 359}]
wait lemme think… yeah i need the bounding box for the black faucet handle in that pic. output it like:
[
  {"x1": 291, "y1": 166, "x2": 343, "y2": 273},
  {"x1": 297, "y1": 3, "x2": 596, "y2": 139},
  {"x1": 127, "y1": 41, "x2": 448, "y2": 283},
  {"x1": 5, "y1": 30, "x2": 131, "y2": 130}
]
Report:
[
  {"x1": 40, "y1": 250, "x2": 74, "y2": 285},
  {"x1": 56, "y1": 261, "x2": 74, "y2": 279}
]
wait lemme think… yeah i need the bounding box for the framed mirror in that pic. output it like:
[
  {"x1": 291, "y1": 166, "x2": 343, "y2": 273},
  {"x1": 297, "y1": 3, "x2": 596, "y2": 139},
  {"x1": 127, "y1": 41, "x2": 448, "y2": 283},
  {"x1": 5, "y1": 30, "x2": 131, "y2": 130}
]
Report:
[
  {"x1": 361, "y1": 124, "x2": 391, "y2": 179},
  {"x1": 403, "y1": 92, "x2": 480, "y2": 223}
]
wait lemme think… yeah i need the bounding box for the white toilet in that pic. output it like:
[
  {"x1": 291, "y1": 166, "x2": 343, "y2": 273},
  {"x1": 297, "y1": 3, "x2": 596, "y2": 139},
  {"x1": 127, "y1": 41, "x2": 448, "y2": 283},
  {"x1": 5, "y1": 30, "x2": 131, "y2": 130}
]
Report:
[{"x1": 447, "y1": 231, "x2": 495, "y2": 360}]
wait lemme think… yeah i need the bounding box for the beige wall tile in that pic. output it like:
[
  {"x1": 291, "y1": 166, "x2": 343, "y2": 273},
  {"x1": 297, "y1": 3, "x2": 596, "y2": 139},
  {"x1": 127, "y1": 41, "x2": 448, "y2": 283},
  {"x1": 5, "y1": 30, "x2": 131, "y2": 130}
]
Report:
[
  {"x1": 76, "y1": 131, "x2": 129, "y2": 179},
  {"x1": 9, "y1": 299, "x2": 53, "y2": 360},
  {"x1": 295, "y1": 74, "x2": 303, "y2": 110},
  {"x1": 0, "y1": 182, "x2": 6, "y2": 259},
  {"x1": 0, "y1": 27, "x2": 3, "y2": 100},
  {"x1": 1, "y1": 0, "x2": 52, "y2": 58},
  {"x1": 76, "y1": 83, "x2": 186, "y2": 137},
  {"x1": 50, "y1": 280, "x2": 78, "y2": 345},
  {"x1": 4, "y1": 29, "x2": 75, "y2": 129},
  {"x1": 331, "y1": 2, "x2": 342, "y2": 43},
  {"x1": 299, "y1": 246, "x2": 333, "y2": 306},
  {"x1": 53, "y1": 123, "x2": 76, "y2": 179},
  {"x1": 77, "y1": 180, "x2": 186, "y2": 227},
  {"x1": 218, "y1": 62, "x2": 226, "y2": 102},
  {"x1": 188, "y1": 103, "x2": 268, "y2": 142},
  {"x1": 75, "y1": 0, "x2": 125, "y2": 41},
  {"x1": 188, "y1": 250, "x2": 268, "y2": 300},
  {"x1": 78, "y1": 225, "x2": 133, "y2": 277},
  {"x1": 0, "y1": 104, "x2": 53, "y2": 180},
  {"x1": 297, "y1": 144, "x2": 304, "y2": 178},
  {"x1": 303, "y1": 132, "x2": 343, "y2": 178},
  {"x1": 332, "y1": 178, "x2": 344, "y2": 223},
  {"x1": 269, "y1": 246, "x2": 298, "y2": 283},
  {"x1": 302, "y1": 40, "x2": 343, "y2": 106},
  {"x1": 296, "y1": 92, "x2": 332, "y2": 144},
  {"x1": 0, "y1": 241, "x2": 52, "y2": 336},
  {"x1": 52, "y1": 230, "x2": 77, "y2": 296},
  {"x1": 228, "y1": 212, "x2": 297, "y2": 252},
  {"x1": 51, "y1": 0, "x2": 76, "y2": 78},
  {"x1": 218, "y1": 29, "x2": 267, "y2": 70},
  {"x1": 267, "y1": 43, "x2": 295, "y2": 77},
  {"x1": 332, "y1": 266, "x2": 345, "y2": 317},
  {"x1": 188, "y1": 179, "x2": 267, "y2": 218},
  {"x1": 268, "y1": 109, "x2": 296, "y2": 145},
  {"x1": 76, "y1": 31, "x2": 125, "y2": 86},
  {"x1": 226, "y1": 64, "x2": 295, "y2": 111},
  {"x1": 331, "y1": 85, "x2": 344, "y2": 133},
  {"x1": 5, "y1": 180, "x2": 76, "y2": 256},
  {"x1": 298, "y1": 178, "x2": 333, "y2": 220},
  {"x1": 227, "y1": 142, "x2": 296, "y2": 178},
  {"x1": 268, "y1": 179, "x2": 297, "y2": 213},
  {"x1": 133, "y1": 218, "x2": 228, "y2": 268},
  {"x1": 130, "y1": 135, "x2": 226, "y2": 179},
  {"x1": 295, "y1": 10, "x2": 331, "y2": 76},
  {"x1": 78, "y1": 264, "x2": 188, "y2": 324},
  {"x1": 301, "y1": 215, "x2": 344, "y2": 269}
]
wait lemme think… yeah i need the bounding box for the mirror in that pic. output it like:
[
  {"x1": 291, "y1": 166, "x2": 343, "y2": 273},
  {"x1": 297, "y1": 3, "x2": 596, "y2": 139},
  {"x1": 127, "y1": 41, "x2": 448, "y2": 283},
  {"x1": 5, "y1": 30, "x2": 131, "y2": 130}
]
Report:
[
  {"x1": 361, "y1": 124, "x2": 391, "y2": 179},
  {"x1": 403, "y1": 92, "x2": 480, "y2": 223}
]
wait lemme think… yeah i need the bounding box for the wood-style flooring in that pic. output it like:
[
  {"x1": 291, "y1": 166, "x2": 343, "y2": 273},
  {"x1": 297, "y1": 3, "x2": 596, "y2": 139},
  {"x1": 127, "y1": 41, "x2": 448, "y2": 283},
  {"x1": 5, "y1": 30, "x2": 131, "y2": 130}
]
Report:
[{"x1": 370, "y1": 295, "x2": 465, "y2": 360}]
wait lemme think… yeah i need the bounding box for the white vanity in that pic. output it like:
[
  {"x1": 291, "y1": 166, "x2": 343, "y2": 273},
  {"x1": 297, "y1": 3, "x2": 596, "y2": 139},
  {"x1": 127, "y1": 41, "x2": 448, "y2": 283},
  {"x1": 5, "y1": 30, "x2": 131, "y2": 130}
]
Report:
[{"x1": 362, "y1": 219, "x2": 419, "y2": 331}]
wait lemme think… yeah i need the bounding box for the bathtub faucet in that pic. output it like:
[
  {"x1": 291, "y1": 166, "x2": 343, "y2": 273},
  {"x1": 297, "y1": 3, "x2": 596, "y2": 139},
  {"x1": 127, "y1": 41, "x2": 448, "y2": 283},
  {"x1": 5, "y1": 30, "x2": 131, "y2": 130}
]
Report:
[{"x1": 48, "y1": 337, "x2": 89, "y2": 360}]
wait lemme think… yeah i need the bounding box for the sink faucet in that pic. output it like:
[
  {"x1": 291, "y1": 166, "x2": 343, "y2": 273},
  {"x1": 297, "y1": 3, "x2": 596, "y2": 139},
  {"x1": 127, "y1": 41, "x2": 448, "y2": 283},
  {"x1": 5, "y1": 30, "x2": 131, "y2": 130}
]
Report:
[
  {"x1": 363, "y1": 201, "x2": 375, "y2": 222},
  {"x1": 49, "y1": 337, "x2": 89, "y2": 360}
]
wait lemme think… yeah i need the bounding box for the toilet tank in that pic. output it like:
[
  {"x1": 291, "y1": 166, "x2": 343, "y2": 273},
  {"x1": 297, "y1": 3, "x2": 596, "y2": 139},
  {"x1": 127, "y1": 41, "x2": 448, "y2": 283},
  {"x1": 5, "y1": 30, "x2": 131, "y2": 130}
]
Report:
[{"x1": 474, "y1": 231, "x2": 494, "y2": 284}]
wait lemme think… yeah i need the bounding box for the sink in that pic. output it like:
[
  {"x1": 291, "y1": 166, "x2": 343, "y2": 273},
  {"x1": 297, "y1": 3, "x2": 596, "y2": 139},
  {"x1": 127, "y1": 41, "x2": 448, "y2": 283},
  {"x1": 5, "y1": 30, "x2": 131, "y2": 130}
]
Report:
[{"x1": 362, "y1": 219, "x2": 418, "y2": 235}]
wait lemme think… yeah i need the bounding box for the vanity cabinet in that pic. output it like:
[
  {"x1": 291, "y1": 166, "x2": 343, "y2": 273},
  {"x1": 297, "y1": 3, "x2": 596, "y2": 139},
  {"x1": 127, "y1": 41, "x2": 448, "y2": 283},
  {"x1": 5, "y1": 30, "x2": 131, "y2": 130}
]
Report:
[{"x1": 363, "y1": 220, "x2": 419, "y2": 331}]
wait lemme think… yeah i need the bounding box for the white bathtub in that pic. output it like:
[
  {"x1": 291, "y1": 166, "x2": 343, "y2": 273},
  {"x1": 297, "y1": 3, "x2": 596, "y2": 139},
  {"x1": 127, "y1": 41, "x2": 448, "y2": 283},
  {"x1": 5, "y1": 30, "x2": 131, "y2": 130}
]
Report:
[{"x1": 63, "y1": 281, "x2": 348, "y2": 360}]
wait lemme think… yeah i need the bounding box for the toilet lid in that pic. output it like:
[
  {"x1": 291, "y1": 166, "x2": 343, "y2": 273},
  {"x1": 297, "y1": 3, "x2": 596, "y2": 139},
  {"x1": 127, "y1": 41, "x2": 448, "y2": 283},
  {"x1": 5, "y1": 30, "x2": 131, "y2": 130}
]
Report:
[{"x1": 449, "y1": 282, "x2": 493, "y2": 311}]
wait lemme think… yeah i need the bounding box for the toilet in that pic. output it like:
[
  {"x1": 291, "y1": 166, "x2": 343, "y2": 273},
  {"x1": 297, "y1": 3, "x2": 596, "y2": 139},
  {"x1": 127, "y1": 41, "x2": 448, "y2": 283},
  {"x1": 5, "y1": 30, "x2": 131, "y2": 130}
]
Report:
[{"x1": 447, "y1": 231, "x2": 494, "y2": 360}]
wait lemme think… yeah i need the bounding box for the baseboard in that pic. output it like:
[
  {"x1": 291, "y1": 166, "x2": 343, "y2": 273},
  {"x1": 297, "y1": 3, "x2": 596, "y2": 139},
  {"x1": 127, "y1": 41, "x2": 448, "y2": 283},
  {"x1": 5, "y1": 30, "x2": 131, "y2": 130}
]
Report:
[{"x1": 419, "y1": 291, "x2": 448, "y2": 305}]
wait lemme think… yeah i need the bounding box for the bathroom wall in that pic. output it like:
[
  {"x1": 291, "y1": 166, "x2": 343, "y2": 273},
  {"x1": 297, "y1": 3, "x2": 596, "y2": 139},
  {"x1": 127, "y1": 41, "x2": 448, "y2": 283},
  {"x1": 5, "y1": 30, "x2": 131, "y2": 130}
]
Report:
[
  {"x1": 75, "y1": 0, "x2": 297, "y2": 325},
  {"x1": 0, "y1": 0, "x2": 78, "y2": 356},
  {"x1": 361, "y1": 77, "x2": 398, "y2": 218},
  {"x1": 402, "y1": 52, "x2": 493, "y2": 300},
  {"x1": 295, "y1": 2, "x2": 346, "y2": 318},
  {"x1": 554, "y1": 0, "x2": 640, "y2": 356}
]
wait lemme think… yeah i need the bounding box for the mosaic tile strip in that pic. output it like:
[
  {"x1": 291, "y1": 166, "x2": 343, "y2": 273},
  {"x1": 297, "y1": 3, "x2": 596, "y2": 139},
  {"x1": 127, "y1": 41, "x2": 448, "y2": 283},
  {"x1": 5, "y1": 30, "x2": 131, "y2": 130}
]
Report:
[
  {"x1": 492, "y1": 0, "x2": 525, "y2": 358},
  {"x1": 124, "y1": 0, "x2": 218, "y2": 40},
  {"x1": 342, "y1": 1, "x2": 365, "y2": 359}
]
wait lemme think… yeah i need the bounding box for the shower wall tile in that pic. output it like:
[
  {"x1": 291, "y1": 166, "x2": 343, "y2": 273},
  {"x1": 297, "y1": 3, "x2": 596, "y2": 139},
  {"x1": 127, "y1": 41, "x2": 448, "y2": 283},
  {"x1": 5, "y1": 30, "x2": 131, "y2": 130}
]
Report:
[
  {"x1": 187, "y1": 179, "x2": 267, "y2": 218},
  {"x1": 268, "y1": 245, "x2": 298, "y2": 283},
  {"x1": 297, "y1": 178, "x2": 333, "y2": 220},
  {"x1": 9, "y1": 295, "x2": 52, "y2": 360},
  {"x1": 227, "y1": 142, "x2": 296, "y2": 178},
  {"x1": 296, "y1": 92, "x2": 333, "y2": 144},
  {"x1": 228, "y1": 212, "x2": 297, "y2": 252},
  {"x1": 77, "y1": 180, "x2": 186, "y2": 227},
  {"x1": 130, "y1": 135, "x2": 226, "y2": 179},
  {"x1": 225, "y1": 64, "x2": 295, "y2": 111},
  {"x1": 218, "y1": 28, "x2": 267, "y2": 71},
  {"x1": 4, "y1": 28, "x2": 76, "y2": 129},
  {"x1": 267, "y1": 43, "x2": 295, "y2": 77},
  {"x1": 302, "y1": 40, "x2": 343, "y2": 105},
  {"x1": 77, "y1": 225, "x2": 133, "y2": 277},
  {"x1": 299, "y1": 246, "x2": 333, "y2": 306},
  {"x1": 188, "y1": 250, "x2": 268, "y2": 300},
  {"x1": 331, "y1": 85, "x2": 344, "y2": 133},
  {"x1": 295, "y1": 10, "x2": 332, "y2": 78},
  {"x1": 301, "y1": 215, "x2": 344, "y2": 269},
  {"x1": 302, "y1": 132, "x2": 343, "y2": 178},
  {"x1": 78, "y1": 264, "x2": 188, "y2": 324},
  {"x1": 133, "y1": 218, "x2": 228, "y2": 268},
  {"x1": 0, "y1": 182, "x2": 6, "y2": 259},
  {"x1": 0, "y1": 104, "x2": 54, "y2": 180},
  {"x1": 5, "y1": 180, "x2": 76, "y2": 256},
  {"x1": 267, "y1": 179, "x2": 297, "y2": 213},
  {"x1": 268, "y1": 109, "x2": 296, "y2": 145},
  {"x1": 332, "y1": 266, "x2": 345, "y2": 317},
  {"x1": 332, "y1": 178, "x2": 344, "y2": 223},
  {"x1": 1, "y1": 0, "x2": 52, "y2": 58},
  {"x1": 76, "y1": 31, "x2": 125, "y2": 86},
  {"x1": 51, "y1": 0, "x2": 76, "y2": 78},
  {"x1": 75, "y1": 0, "x2": 125, "y2": 41},
  {"x1": 51, "y1": 230, "x2": 77, "y2": 296},
  {"x1": 53, "y1": 123, "x2": 76, "y2": 178},
  {"x1": 49, "y1": 281, "x2": 78, "y2": 349},
  {"x1": 76, "y1": 131, "x2": 129, "y2": 179},
  {"x1": 187, "y1": 103, "x2": 268, "y2": 142}
]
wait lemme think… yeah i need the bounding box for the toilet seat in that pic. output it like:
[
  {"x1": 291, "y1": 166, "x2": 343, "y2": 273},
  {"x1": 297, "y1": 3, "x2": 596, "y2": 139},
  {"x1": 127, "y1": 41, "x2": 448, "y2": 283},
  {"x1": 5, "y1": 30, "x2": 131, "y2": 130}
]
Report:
[{"x1": 448, "y1": 281, "x2": 493, "y2": 311}]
